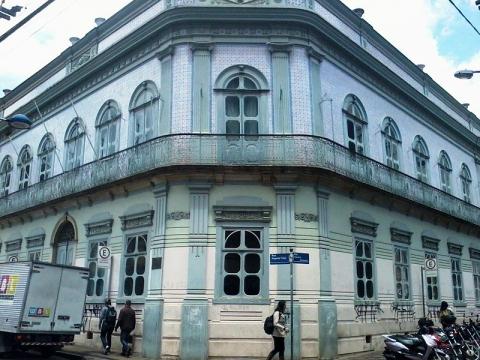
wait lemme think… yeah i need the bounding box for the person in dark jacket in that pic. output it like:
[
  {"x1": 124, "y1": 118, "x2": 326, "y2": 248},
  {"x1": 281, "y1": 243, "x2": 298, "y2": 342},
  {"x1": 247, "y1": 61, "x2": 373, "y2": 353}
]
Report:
[
  {"x1": 266, "y1": 300, "x2": 289, "y2": 360},
  {"x1": 115, "y1": 300, "x2": 136, "y2": 357},
  {"x1": 99, "y1": 298, "x2": 116, "y2": 355}
]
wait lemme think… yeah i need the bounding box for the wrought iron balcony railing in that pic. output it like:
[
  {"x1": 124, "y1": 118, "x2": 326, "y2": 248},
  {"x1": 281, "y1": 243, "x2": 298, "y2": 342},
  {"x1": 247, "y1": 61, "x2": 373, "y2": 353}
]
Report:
[{"x1": 0, "y1": 134, "x2": 478, "y2": 226}]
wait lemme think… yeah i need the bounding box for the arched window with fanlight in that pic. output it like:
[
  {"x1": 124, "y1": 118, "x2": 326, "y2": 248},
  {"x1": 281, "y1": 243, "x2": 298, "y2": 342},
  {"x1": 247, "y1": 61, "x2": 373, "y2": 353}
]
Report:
[
  {"x1": 413, "y1": 136, "x2": 429, "y2": 182},
  {"x1": 64, "y1": 118, "x2": 85, "y2": 171},
  {"x1": 438, "y1": 151, "x2": 452, "y2": 193},
  {"x1": 129, "y1": 81, "x2": 159, "y2": 146},
  {"x1": 382, "y1": 117, "x2": 402, "y2": 170},
  {"x1": 53, "y1": 219, "x2": 77, "y2": 266},
  {"x1": 215, "y1": 66, "x2": 268, "y2": 137},
  {"x1": 460, "y1": 163, "x2": 472, "y2": 203},
  {"x1": 0, "y1": 156, "x2": 13, "y2": 197},
  {"x1": 38, "y1": 134, "x2": 55, "y2": 182},
  {"x1": 343, "y1": 95, "x2": 368, "y2": 155},
  {"x1": 96, "y1": 100, "x2": 121, "y2": 158},
  {"x1": 17, "y1": 145, "x2": 32, "y2": 190}
]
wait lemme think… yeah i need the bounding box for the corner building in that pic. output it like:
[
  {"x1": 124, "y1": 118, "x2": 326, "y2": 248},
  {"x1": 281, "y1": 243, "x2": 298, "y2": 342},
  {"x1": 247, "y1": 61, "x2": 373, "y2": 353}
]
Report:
[{"x1": 1, "y1": 0, "x2": 480, "y2": 358}]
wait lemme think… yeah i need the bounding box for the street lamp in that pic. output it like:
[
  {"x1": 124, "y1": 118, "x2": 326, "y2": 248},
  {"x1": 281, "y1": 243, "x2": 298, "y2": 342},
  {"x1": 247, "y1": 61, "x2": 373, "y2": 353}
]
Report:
[
  {"x1": 0, "y1": 114, "x2": 32, "y2": 129},
  {"x1": 454, "y1": 69, "x2": 480, "y2": 80}
]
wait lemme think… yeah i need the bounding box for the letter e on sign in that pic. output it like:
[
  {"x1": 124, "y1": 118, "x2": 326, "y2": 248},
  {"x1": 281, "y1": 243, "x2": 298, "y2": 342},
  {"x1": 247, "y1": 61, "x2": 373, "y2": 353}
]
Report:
[
  {"x1": 97, "y1": 246, "x2": 111, "y2": 268},
  {"x1": 425, "y1": 258, "x2": 437, "y2": 277}
]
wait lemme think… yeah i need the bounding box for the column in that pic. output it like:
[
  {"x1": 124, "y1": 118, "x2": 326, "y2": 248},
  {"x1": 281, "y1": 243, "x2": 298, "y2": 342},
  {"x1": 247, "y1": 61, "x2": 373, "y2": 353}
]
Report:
[
  {"x1": 191, "y1": 44, "x2": 212, "y2": 133},
  {"x1": 180, "y1": 183, "x2": 211, "y2": 360},
  {"x1": 317, "y1": 189, "x2": 337, "y2": 360},
  {"x1": 143, "y1": 183, "x2": 168, "y2": 358},
  {"x1": 270, "y1": 44, "x2": 292, "y2": 134}
]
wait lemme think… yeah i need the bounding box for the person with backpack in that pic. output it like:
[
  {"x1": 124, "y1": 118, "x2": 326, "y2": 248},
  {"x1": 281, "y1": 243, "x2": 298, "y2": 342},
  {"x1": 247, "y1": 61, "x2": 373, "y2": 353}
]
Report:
[
  {"x1": 115, "y1": 300, "x2": 136, "y2": 357},
  {"x1": 439, "y1": 301, "x2": 456, "y2": 328},
  {"x1": 99, "y1": 298, "x2": 117, "y2": 355},
  {"x1": 266, "y1": 300, "x2": 288, "y2": 360}
]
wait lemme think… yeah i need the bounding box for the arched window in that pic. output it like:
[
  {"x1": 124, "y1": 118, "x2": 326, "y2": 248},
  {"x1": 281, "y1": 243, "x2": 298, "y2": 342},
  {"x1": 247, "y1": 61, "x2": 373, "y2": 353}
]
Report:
[
  {"x1": 438, "y1": 151, "x2": 452, "y2": 193},
  {"x1": 343, "y1": 95, "x2": 367, "y2": 154},
  {"x1": 38, "y1": 134, "x2": 55, "y2": 182},
  {"x1": 413, "y1": 136, "x2": 429, "y2": 182},
  {"x1": 460, "y1": 164, "x2": 472, "y2": 203},
  {"x1": 96, "y1": 100, "x2": 121, "y2": 158},
  {"x1": 64, "y1": 118, "x2": 85, "y2": 171},
  {"x1": 53, "y1": 219, "x2": 76, "y2": 266},
  {"x1": 0, "y1": 156, "x2": 13, "y2": 197},
  {"x1": 129, "y1": 81, "x2": 159, "y2": 145},
  {"x1": 17, "y1": 145, "x2": 32, "y2": 190},
  {"x1": 215, "y1": 65, "x2": 268, "y2": 137},
  {"x1": 382, "y1": 117, "x2": 401, "y2": 170}
]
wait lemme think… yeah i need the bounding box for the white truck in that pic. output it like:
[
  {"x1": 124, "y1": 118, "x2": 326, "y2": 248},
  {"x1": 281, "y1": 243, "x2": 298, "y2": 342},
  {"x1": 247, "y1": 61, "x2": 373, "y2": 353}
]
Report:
[{"x1": 0, "y1": 261, "x2": 89, "y2": 356}]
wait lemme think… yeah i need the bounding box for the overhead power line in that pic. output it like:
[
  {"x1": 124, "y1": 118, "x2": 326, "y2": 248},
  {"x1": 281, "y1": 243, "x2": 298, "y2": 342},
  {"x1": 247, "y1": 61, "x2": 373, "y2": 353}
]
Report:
[
  {"x1": 447, "y1": 0, "x2": 480, "y2": 37},
  {"x1": 0, "y1": 0, "x2": 55, "y2": 44}
]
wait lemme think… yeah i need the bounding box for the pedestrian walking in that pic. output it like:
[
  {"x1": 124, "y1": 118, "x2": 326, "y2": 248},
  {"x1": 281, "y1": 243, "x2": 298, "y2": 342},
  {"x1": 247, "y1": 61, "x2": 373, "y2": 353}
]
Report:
[
  {"x1": 99, "y1": 298, "x2": 117, "y2": 355},
  {"x1": 115, "y1": 299, "x2": 136, "y2": 357},
  {"x1": 439, "y1": 301, "x2": 456, "y2": 328},
  {"x1": 266, "y1": 300, "x2": 288, "y2": 360}
]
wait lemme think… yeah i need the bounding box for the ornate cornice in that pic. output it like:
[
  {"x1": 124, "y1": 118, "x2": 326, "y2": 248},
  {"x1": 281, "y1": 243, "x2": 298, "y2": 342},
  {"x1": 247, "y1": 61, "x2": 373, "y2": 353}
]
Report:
[
  {"x1": 350, "y1": 217, "x2": 378, "y2": 237},
  {"x1": 447, "y1": 242, "x2": 463, "y2": 256},
  {"x1": 84, "y1": 219, "x2": 114, "y2": 237},
  {"x1": 25, "y1": 234, "x2": 45, "y2": 249},
  {"x1": 470, "y1": 248, "x2": 480, "y2": 260},
  {"x1": 119, "y1": 210, "x2": 154, "y2": 231},
  {"x1": 422, "y1": 236, "x2": 440, "y2": 252},
  {"x1": 295, "y1": 213, "x2": 318, "y2": 223},
  {"x1": 390, "y1": 227, "x2": 412, "y2": 245},
  {"x1": 166, "y1": 211, "x2": 190, "y2": 220},
  {"x1": 213, "y1": 205, "x2": 272, "y2": 223},
  {"x1": 5, "y1": 238, "x2": 22, "y2": 252}
]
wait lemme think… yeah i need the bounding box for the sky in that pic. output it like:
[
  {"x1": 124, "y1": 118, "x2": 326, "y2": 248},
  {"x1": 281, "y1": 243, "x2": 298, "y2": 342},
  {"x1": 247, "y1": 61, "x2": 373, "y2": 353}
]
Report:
[{"x1": 0, "y1": 0, "x2": 480, "y2": 117}]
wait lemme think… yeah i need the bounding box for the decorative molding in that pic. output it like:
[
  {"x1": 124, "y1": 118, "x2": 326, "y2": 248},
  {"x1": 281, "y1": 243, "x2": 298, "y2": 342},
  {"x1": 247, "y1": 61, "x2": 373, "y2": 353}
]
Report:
[
  {"x1": 190, "y1": 42, "x2": 213, "y2": 52},
  {"x1": 167, "y1": 211, "x2": 190, "y2": 221},
  {"x1": 6, "y1": 238, "x2": 22, "y2": 252},
  {"x1": 350, "y1": 217, "x2": 378, "y2": 237},
  {"x1": 67, "y1": 44, "x2": 98, "y2": 74},
  {"x1": 268, "y1": 43, "x2": 293, "y2": 53},
  {"x1": 84, "y1": 219, "x2": 113, "y2": 237},
  {"x1": 422, "y1": 236, "x2": 440, "y2": 251},
  {"x1": 447, "y1": 242, "x2": 463, "y2": 256},
  {"x1": 119, "y1": 210, "x2": 154, "y2": 230},
  {"x1": 156, "y1": 45, "x2": 174, "y2": 61},
  {"x1": 213, "y1": 205, "x2": 272, "y2": 222},
  {"x1": 470, "y1": 248, "x2": 480, "y2": 260},
  {"x1": 25, "y1": 234, "x2": 45, "y2": 249},
  {"x1": 390, "y1": 227, "x2": 412, "y2": 245},
  {"x1": 295, "y1": 213, "x2": 318, "y2": 223}
]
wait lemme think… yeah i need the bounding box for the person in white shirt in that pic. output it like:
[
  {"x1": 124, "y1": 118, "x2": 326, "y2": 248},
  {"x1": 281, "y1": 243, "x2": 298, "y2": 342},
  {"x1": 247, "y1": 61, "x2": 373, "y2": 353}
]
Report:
[{"x1": 266, "y1": 300, "x2": 288, "y2": 360}]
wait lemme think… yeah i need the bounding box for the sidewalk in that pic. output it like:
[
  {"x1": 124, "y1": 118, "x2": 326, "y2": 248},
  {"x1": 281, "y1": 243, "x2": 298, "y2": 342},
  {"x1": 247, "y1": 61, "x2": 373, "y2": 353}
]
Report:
[
  {"x1": 335, "y1": 350, "x2": 383, "y2": 359},
  {"x1": 59, "y1": 344, "x2": 143, "y2": 360}
]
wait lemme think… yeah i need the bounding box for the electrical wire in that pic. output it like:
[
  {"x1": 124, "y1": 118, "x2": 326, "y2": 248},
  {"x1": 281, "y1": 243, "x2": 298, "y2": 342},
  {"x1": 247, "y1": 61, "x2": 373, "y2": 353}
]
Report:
[
  {"x1": 447, "y1": 0, "x2": 480, "y2": 37},
  {"x1": 0, "y1": 0, "x2": 56, "y2": 44}
]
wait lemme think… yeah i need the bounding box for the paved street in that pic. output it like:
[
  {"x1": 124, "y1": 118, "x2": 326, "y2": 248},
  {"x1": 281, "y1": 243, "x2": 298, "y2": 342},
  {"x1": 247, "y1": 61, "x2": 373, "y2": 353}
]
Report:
[{"x1": 336, "y1": 351, "x2": 384, "y2": 359}]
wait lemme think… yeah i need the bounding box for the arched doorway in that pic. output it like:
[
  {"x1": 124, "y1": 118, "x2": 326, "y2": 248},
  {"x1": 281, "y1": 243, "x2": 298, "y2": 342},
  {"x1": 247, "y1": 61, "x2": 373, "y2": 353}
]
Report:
[{"x1": 53, "y1": 219, "x2": 76, "y2": 265}]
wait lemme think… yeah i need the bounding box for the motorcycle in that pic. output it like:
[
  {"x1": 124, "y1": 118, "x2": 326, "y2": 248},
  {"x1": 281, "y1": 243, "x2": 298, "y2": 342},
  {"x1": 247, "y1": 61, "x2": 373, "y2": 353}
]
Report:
[{"x1": 383, "y1": 332, "x2": 450, "y2": 360}]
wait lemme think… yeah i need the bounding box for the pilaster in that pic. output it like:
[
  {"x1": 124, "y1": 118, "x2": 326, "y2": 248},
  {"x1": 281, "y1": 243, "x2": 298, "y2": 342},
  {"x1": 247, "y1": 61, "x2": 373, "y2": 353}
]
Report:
[
  {"x1": 142, "y1": 299, "x2": 164, "y2": 358},
  {"x1": 187, "y1": 183, "x2": 211, "y2": 294},
  {"x1": 270, "y1": 44, "x2": 292, "y2": 134},
  {"x1": 191, "y1": 43, "x2": 212, "y2": 133},
  {"x1": 309, "y1": 49, "x2": 324, "y2": 136},
  {"x1": 180, "y1": 298, "x2": 209, "y2": 360},
  {"x1": 158, "y1": 47, "x2": 173, "y2": 135},
  {"x1": 275, "y1": 184, "x2": 296, "y2": 294},
  {"x1": 284, "y1": 301, "x2": 301, "y2": 360}
]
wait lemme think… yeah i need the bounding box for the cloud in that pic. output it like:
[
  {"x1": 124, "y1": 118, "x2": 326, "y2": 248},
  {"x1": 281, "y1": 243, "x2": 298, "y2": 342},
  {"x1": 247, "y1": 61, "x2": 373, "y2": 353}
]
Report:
[{"x1": 341, "y1": 0, "x2": 480, "y2": 117}]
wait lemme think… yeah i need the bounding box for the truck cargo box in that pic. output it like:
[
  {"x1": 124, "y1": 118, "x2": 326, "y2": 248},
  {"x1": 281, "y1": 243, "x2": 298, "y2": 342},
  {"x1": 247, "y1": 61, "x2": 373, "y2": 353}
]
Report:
[{"x1": 0, "y1": 261, "x2": 89, "y2": 334}]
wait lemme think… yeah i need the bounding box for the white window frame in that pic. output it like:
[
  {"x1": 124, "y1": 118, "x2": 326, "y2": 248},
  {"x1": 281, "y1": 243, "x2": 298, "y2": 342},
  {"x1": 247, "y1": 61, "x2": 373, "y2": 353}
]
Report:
[
  {"x1": 394, "y1": 246, "x2": 411, "y2": 301},
  {"x1": 425, "y1": 252, "x2": 440, "y2": 302},
  {"x1": 28, "y1": 249, "x2": 42, "y2": 261},
  {"x1": 413, "y1": 136, "x2": 429, "y2": 183},
  {"x1": 129, "y1": 82, "x2": 159, "y2": 146},
  {"x1": 382, "y1": 117, "x2": 401, "y2": 170},
  {"x1": 343, "y1": 95, "x2": 367, "y2": 155},
  {"x1": 64, "y1": 119, "x2": 85, "y2": 171},
  {"x1": 354, "y1": 237, "x2": 376, "y2": 301},
  {"x1": 86, "y1": 239, "x2": 108, "y2": 302},
  {"x1": 460, "y1": 164, "x2": 472, "y2": 203},
  {"x1": 17, "y1": 145, "x2": 32, "y2": 190},
  {"x1": 438, "y1": 151, "x2": 452, "y2": 193},
  {"x1": 473, "y1": 260, "x2": 480, "y2": 303},
  {"x1": 96, "y1": 101, "x2": 121, "y2": 159},
  {"x1": 451, "y1": 257, "x2": 464, "y2": 303},
  {"x1": 38, "y1": 134, "x2": 55, "y2": 182},
  {"x1": 121, "y1": 232, "x2": 148, "y2": 300},
  {"x1": 0, "y1": 156, "x2": 13, "y2": 197}
]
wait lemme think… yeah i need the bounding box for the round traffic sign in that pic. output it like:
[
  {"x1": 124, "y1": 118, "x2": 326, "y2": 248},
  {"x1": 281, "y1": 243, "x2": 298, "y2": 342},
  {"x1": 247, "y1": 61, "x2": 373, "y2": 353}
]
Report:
[
  {"x1": 98, "y1": 246, "x2": 111, "y2": 259},
  {"x1": 8, "y1": 255, "x2": 18, "y2": 262},
  {"x1": 425, "y1": 258, "x2": 437, "y2": 270}
]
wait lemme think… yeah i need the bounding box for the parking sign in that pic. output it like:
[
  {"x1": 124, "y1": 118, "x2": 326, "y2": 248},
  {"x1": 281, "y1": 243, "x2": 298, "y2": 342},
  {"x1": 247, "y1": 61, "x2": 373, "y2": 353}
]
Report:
[{"x1": 98, "y1": 246, "x2": 111, "y2": 268}]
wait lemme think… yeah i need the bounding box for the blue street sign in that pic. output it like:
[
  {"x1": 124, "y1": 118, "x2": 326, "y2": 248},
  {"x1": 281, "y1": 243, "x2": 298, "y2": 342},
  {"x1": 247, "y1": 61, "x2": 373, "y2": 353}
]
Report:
[
  {"x1": 293, "y1": 252, "x2": 309, "y2": 264},
  {"x1": 270, "y1": 253, "x2": 290, "y2": 265}
]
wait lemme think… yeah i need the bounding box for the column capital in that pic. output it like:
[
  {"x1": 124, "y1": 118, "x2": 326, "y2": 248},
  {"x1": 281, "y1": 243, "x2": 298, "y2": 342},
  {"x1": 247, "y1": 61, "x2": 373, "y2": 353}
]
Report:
[{"x1": 153, "y1": 182, "x2": 168, "y2": 197}]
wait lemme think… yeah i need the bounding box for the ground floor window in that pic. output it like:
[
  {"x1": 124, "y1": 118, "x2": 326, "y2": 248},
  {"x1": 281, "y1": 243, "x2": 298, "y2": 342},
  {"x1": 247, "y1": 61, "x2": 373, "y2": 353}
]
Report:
[
  {"x1": 394, "y1": 247, "x2": 411, "y2": 301},
  {"x1": 451, "y1": 258, "x2": 463, "y2": 302},
  {"x1": 221, "y1": 229, "x2": 263, "y2": 298},
  {"x1": 123, "y1": 234, "x2": 147, "y2": 298},
  {"x1": 425, "y1": 252, "x2": 439, "y2": 301},
  {"x1": 87, "y1": 240, "x2": 107, "y2": 299},
  {"x1": 473, "y1": 261, "x2": 480, "y2": 302},
  {"x1": 354, "y1": 238, "x2": 375, "y2": 300},
  {"x1": 28, "y1": 250, "x2": 42, "y2": 261}
]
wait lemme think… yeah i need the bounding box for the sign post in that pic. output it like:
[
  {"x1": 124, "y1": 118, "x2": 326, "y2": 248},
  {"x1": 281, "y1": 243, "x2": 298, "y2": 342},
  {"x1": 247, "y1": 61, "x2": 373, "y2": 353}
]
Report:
[
  {"x1": 97, "y1": 246, "x2": 111, "y2": 268},
  {"x1": 270, "y1": 249, "x2": 309, "y2": 360}
]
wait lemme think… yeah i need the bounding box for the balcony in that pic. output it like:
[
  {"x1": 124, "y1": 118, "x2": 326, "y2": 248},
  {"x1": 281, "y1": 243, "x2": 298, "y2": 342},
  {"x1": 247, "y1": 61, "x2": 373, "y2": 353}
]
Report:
[{"x1": 0, "y1": 134, "x2": 479, "y2": 226}]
